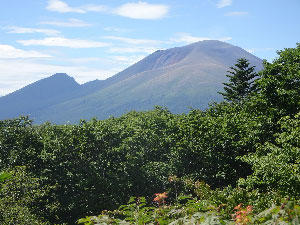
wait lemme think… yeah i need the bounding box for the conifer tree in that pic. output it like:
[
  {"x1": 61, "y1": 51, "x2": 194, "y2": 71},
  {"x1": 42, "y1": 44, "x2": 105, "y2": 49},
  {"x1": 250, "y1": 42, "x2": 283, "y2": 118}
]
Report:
[{"x1": 219, "y1": 58, "x2": 258, "y2": 101}]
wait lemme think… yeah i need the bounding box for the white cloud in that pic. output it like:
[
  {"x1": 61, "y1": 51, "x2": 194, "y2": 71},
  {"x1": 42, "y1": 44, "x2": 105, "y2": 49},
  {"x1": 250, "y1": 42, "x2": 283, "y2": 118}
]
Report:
[
  {"x1": 104, "y1": 27, "x2": 131, "y2": 33},
  {"x1": 103, "y1": 35, "x2": 166, "y2": 55},
  {"x1": 225, "y1": 11, "x2": 248, "y2": 16},
  {"x1": 46, "y1": 1, "x2": 168, "y2": 20},
  {"x1": 0, "y1": 44, "x2": 52, "y2": 59},
  {"x1": 46, "y1": 0, "x2": 107, "y2": 13},
  {"x1": 170, "y1": 33, "x2": 232, "y2": 44},
  {"x1": 216, "y1": 0, "x2": 232, "y2": 8},
  {"x1": 17, "y1": 37, "x2": 110, "y2": 48},
  {"x1": 40, "y1": 18, "x2": 91, "y2": 27},
  {"x1": 246, "y1": 47, "x2": 274, "y2": 54},
  {"x1": 66, "y1": 57, "x2": 105, "y2": 64},
  {"x1": 82, "y1": 4, "x2": 108, "y2": 12},
  {"x1": 0, "y1": 80, "x2": 24, "y2": 97},
  {"x1": 103, "y1": 36, "x2": 164, "y2": 45},
  {"x1": 114, "y1": 2, "x2": 169, "y2": 20},
  {"x1": 108, "y1": 46, "x2": 160, "y2": 54},
  {"x1": 246, "y1": 49, "x2": 255, "y2": 54},
  {"x1": 5, "y1": 26, "x2": 60, "y2": 36},
  {"x1": 110, "y1": 55, "x2": 145, "y2": 65},
  {"x1": 46, "y1": 0, "x2": 85, "y2": 13}
]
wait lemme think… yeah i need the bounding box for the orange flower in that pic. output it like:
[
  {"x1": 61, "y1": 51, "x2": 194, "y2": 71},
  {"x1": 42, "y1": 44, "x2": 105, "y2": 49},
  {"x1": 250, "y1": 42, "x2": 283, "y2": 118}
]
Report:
[
  {"x1": 246, "y1": 205, "x2": 253, "y2": 213},
  {"x1": 153, "y1": 192, "x2": 168, "y2": 204},
  {"x1": 233, "y1": 204, "x2": 253, "y2": 225},
  {"x1": 234, "y1": 204, "x2": 243, "y2": 210}
]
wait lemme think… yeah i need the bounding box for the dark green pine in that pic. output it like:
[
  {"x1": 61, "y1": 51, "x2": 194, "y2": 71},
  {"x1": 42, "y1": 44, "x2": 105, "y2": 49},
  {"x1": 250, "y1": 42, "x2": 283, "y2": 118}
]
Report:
[{"x1": 219, "y1": 58, "x2": 258, "y2": 102}]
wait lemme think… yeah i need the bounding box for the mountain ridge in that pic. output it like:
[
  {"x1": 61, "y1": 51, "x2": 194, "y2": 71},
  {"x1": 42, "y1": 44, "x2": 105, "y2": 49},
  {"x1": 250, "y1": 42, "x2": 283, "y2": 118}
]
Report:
[{"x1": 0, "y1": 40, "x2": 263, "y2": 123}]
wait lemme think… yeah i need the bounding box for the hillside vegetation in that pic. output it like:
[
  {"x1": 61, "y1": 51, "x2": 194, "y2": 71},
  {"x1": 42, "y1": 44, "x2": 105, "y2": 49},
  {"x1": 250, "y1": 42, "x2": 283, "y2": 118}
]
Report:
[{"x1": 0, "y1": 44, "x2": 299, "y2": 224}]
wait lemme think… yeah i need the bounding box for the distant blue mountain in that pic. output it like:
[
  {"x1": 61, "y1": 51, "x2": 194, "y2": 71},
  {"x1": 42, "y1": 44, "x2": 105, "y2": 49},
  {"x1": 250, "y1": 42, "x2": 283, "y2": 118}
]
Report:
[{"x1": 0, "y1": 40, "x2": 263, "y2": 123}]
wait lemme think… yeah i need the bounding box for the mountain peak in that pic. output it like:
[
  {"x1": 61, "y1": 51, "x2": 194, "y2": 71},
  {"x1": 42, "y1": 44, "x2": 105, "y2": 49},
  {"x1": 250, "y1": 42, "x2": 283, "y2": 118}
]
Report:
[
  {"x1": 0, "y1": 73, "x2": 80, "y2": 119},
  {"x1": 52, "y1": 72, "x2": 69, "y2": 76},
  {"x1": 48, "y1": 73, "x2": 75, "y2": 81},
  {"x1": 188, "y1": 40, "x2": 233, "y2": 49}
]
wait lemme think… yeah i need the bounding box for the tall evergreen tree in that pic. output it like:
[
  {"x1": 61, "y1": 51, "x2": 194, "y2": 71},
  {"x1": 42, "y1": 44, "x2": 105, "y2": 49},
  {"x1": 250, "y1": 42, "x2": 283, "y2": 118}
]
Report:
[{"x1": 219, "y1": 58, "x2": 258, "y2": 101}]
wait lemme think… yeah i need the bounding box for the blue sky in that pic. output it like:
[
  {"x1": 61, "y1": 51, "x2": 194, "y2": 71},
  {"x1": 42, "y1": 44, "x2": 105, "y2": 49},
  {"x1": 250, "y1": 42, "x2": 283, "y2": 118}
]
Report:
[{"x1": 0, "y1": 0, "x2": 299, "y2": 96}]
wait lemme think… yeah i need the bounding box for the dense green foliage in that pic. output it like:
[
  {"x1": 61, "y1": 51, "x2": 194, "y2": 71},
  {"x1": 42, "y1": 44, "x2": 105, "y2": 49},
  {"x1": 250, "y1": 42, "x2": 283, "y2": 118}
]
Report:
[
  {"x1": 219, "y1": 58, "x2": 258, "y2": 101},
  {"x1": 0, "y1": 44, "x2": 299, "y2": 224},
  {"x1": 0, "y1": 167, "x2": 54, "y2": 225},
  {"x1": 239, "y1": 113, "x2": 300, "y2": 197}
]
